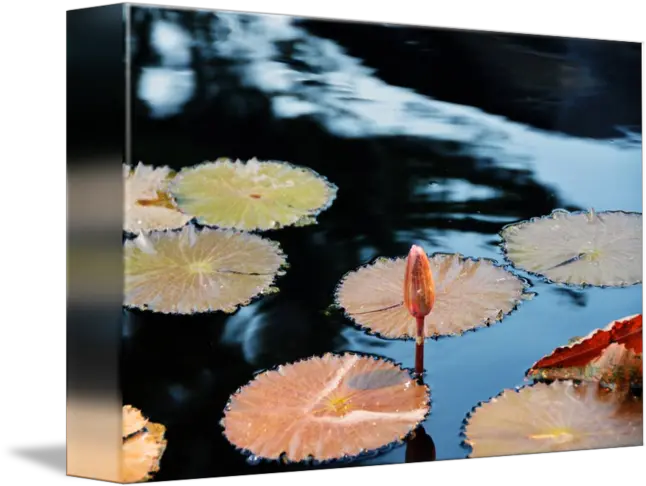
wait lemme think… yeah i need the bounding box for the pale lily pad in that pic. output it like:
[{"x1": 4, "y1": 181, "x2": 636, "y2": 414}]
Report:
[
  {"x1": 123, "y1": 162, "x2": 193, "y2": 233},
  {"x1": 122, "y1": 405, "x2": 167, "y2": 483},
  {"x1": 462, "y1": 381, "x2": 642, "y2": 458},
  {"x1": 501, "y1": 209, "x2": 642, "y2": 286},
  {"x1": 123, "y1": 405, "x2": 148, "y2": 438},
  {"x1": 335, "y1": 253, "x2": 529, "y2": 339},
  {"x1": 169, "y1": 158, "x2": 338, "y2": 231},
  {"x1": 221, "y1": 353, "x2": 429, "y2": 463},
  {"x1": 124, "y1": 225, "x2": 287, "y2": 314}
]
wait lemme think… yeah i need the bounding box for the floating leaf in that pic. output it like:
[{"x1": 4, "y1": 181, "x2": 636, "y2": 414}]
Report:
[
  {"x1": 500, "y1": 209, "x2": 642, "y2": 286},
  {"x1": 221, "y1": 353, "x2": 429, "y2": 463},
  {"x1": 124, "y1": 225, "x2": 287, "y2": 314},
  {"x1": 123, "y1": 405, "x2": 148, "y2": 438},
  {"x1": 122, "y1": 406, "x2": 167, "y2": 483},
  {"x1": 528, "y1": 314, "x2": 642, "y2": 371},
  {"x1": 463, "y1": 381, "x2": 642, "y2": 458},
  {"x1": 124, "y1": 163, "x2": 192, "y2": 233},
  {"x1": 335, "y1": 253, "x2": 528, "y2": 339},
  {"x1": 169, "y1": 158, "x2": 337, "y2": 231},
  {"x1": 593, "y1": 344, "x2": 642, "y2": 386},
  {"x1": 527, "y1": 314, "x2": 643, "y2": 385},
  {"x1": 531, "y1": 343, "x2": 642, "y2": 387}
]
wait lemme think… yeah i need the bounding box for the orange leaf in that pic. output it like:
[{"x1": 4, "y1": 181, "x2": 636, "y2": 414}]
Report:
[
  {"x1": 611, "y1": 314, "x2": 642, "y2": 354},
  {"x1": 528, "y1": 314, "x2": 642, "y2": 375}
]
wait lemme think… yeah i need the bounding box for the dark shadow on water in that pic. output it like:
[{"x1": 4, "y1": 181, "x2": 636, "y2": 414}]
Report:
[
  {"x1": 552, "y1": 287, "x2": 588, "y2": 308},
  {"x1": 405, "y1": 426, "x2": 436, "y2": 463},
  {"x1": 11, "y1": 445, "x2": 67, "y2": 474}
]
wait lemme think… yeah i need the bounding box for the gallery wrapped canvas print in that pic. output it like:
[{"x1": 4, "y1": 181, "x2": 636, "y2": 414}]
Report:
[{"x1": 66, "y1": 2, "x2": 643, "y2": 483}]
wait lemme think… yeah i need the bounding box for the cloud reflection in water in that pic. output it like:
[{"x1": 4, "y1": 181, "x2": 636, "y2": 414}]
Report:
[
  {"x1": 138, "y1": 67, "x2": 196, "y2": 118},
  {"x1": 135, "y1": 11, "x2": 641, "y2": 213}
]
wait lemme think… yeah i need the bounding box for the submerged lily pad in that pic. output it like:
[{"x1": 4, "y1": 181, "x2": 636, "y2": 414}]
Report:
[
  {"x1": 463, "y1": 381, "x2": 642, "y2": 458},
  {"x1": 500, "y1": 209, "x2": 642, "y2": 286},
  {"x1": 335, "y1": 253, "x2": 529, "y2": 339},
  {"x1": 169, "y1": 158, "x2": 338, "y2": 231},
  {"x1": 527, "y1": 314, "x2": 643, "y2": 386},
  {"x1": 124, "y1": 225, "x2": 287, "y2": 314},
  {"x1": 124, "y1": 163, "x2": 192, "y2": 234},
  {"x1": 122, "y1": 405, "x2": 167, "y2": 483},
  {"x1": 221, "y1": 353, "x2": 429, "y2": 463}
]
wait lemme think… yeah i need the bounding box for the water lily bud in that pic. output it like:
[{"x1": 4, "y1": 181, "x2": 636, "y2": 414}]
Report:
[{"x1": 404, "y1": 245, "x2": 436, "y2": 318}]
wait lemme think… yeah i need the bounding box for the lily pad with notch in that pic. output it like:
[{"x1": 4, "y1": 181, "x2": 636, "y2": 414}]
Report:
[
  {"x1": 500, "y1": 209, "x2": 642, "y2": 287},
  {"x1": 221, "y1": 352, "x2": 430, "y2": 464},
  {"x1": 124, "y1": 224, "x2": 287, "y2": 314},
  {"x1": 334, "y1": 253, "x2": 531, "y2": 339}
]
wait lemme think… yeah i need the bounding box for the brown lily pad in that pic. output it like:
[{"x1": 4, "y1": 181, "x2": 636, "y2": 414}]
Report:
[{"x1": 527, "y1": 314, "x2": 643, "y2": 386}]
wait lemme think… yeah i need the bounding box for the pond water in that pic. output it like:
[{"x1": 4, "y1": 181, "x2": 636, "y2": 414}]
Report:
[{"x1": 122, "y1": 5, "x2": 642, "y2": 481}]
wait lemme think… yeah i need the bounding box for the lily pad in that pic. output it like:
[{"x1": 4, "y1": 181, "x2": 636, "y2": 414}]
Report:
[
  {"x1": 462, "y1": 381, "x2": 642, "y2": 458},
  {"x1": 221, "y1": 352, "x2": 429, "y2": 463},
  {"x1": 527, "y1": 314, "x2": 642, "y2": 386},
  {"x1": 122, "y1": 405, "x2": 167, "y2": 483},
  {"x1": 335, "y1": 253, "x2": 529, "y2": 339},
  {"x1": 124, "y1": 224, "x2": 287, "y2": 314},
  {"x1": 123, "y1": 405, "x2": 148, "y2": 437},
  {"x1": 500, "y1": 209, "x2": 642, "y2": 286},
  {"x1": 169, "y1": 158, "x2": 338, "y2": 231},
  {"x1": 124, "y1": 162, "x2": 192, "y2": 234}
]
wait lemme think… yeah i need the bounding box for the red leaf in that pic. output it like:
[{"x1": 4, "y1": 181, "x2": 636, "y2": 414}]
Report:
[
  {"x1": 611, "y1": 314, "x2": 642, "y2": 354},
  {"x1": 528, "y1": 314, "x2": 642, "y2": 375}
]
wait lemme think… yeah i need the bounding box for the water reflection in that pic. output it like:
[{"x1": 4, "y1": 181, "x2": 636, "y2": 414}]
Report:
[
  {"x1": 132, "y1": 7, "x2": 641, "y2": 218},
  {"x1": 553, "y1": 287, "x2": 588, "y2": 308},
  {"x1": 138, "y1": 67, "x2": 195, "y2": 118},
  {"x1": 220, "y1": 299, "x2": 349, "y2": 369},
  {"x1": 405, "y1": 426, "x2": 436, "y2": 463}
]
